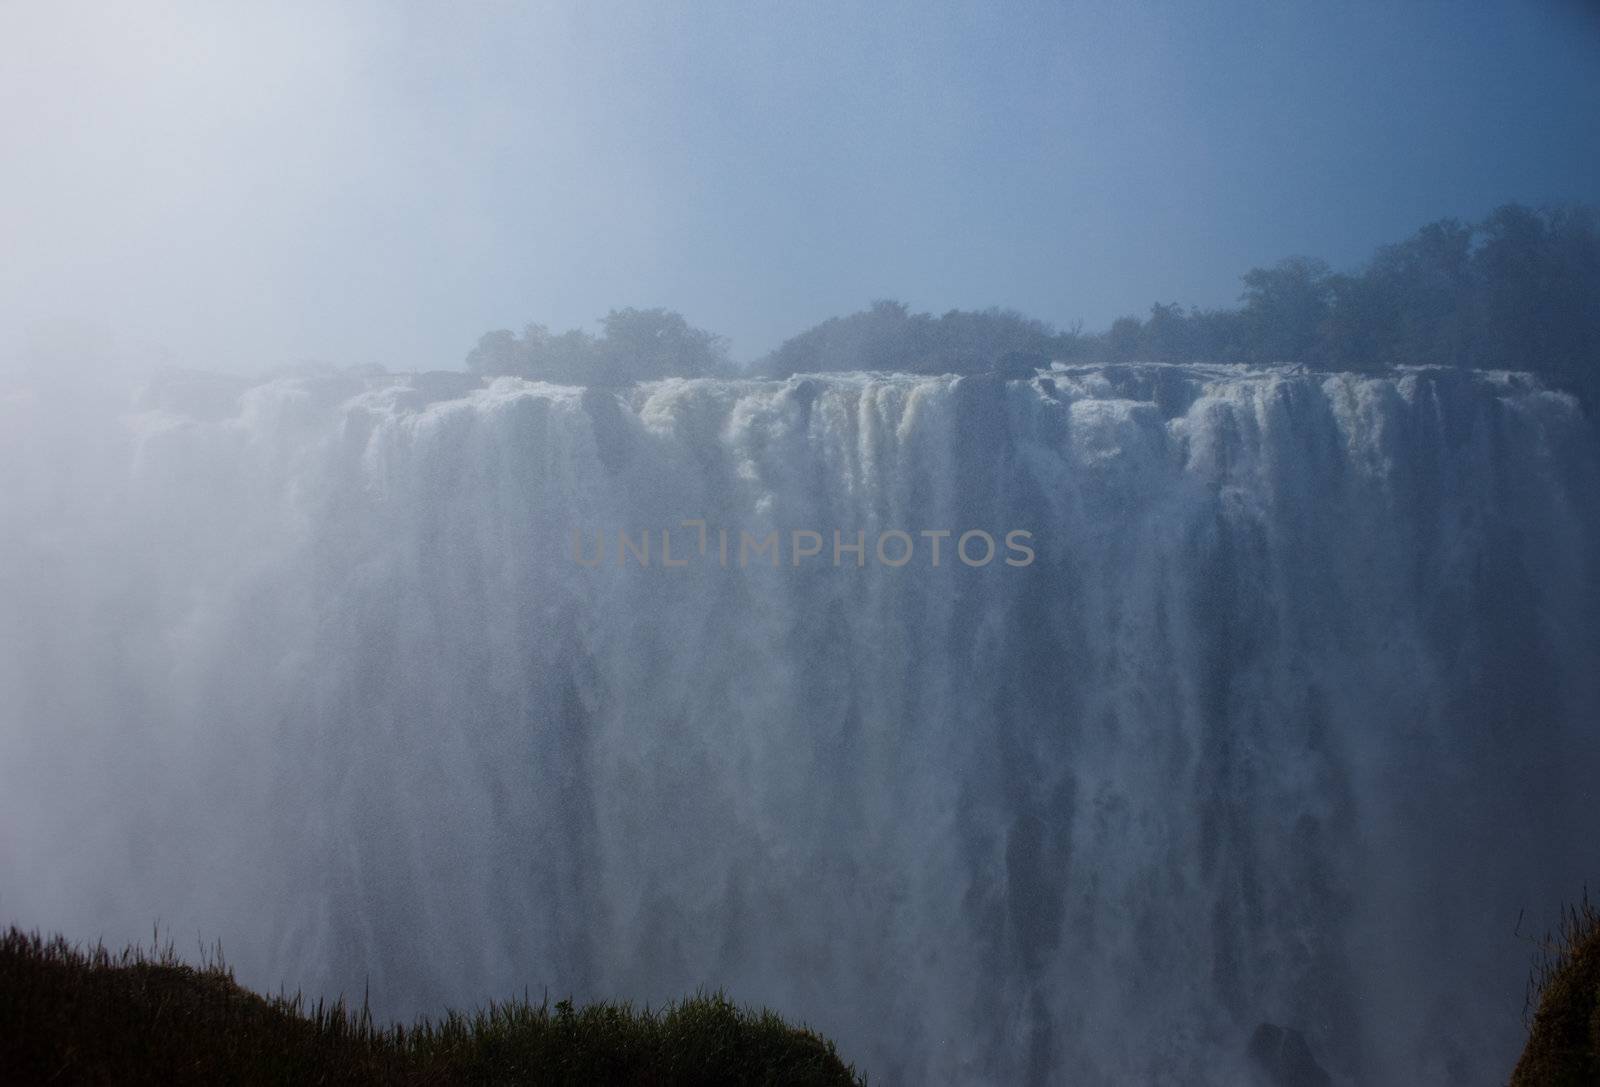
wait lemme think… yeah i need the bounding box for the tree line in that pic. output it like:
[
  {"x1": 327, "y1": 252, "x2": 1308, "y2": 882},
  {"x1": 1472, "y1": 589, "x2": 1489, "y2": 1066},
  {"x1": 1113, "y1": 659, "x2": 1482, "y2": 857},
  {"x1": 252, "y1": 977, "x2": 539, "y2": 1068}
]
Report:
[
  {"x1": 467, "y1": 203, "x2": 1599, "y2": 405},
  {"x1": 466, "y1": 307, "x2": 735, "y2": 385}
]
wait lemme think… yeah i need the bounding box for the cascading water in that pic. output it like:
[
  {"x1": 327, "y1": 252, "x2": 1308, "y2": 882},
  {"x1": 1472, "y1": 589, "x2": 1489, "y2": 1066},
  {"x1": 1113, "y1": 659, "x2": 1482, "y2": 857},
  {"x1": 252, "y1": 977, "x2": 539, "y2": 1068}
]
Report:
[{"x1": 1, "y1": 363, "x2": 1596, "y2": 1084}]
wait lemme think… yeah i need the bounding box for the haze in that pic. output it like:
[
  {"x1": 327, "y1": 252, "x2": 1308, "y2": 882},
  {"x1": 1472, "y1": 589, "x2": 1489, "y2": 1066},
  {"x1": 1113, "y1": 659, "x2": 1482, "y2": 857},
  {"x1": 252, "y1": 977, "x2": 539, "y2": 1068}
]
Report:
[{"x1": 3, "y1": 0, "x2": 1598, "y2": 375}]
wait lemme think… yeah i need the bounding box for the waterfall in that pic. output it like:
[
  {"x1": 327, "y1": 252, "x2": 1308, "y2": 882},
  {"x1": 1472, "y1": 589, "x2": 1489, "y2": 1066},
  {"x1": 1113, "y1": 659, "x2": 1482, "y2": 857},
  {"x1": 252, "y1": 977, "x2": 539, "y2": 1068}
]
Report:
[{"x1": 2, "y1": 363, "x2": 1595, "y2": 1083}]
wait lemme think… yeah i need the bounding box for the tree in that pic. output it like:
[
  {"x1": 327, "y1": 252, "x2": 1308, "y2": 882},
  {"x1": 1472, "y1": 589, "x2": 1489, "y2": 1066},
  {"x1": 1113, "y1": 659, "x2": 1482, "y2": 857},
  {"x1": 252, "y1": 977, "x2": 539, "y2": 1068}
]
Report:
[
  {"x1": 1105, "y1": 315, "x2": 1142, "y2": 361},
  {"x1": 1470, "y1": 203, "x2": 1600, "y2": 404},
  {"x1": 1319, "y1": 273, "x2": 1391, "y2": 372},
  {"x1": 1140, "y1": 302, "x2": 1196, "y2": 362},
  {"x1": 1240, "y1": 257, "x2": 1333, "y2": 363},
  {"x1": 465, "y1": 202, "x2": 1600, "y2": 406},
  {"x1": 1362, "y1": 218, "x2": 1473, "y2": 367},
  {"x1": 595, "y1": 307, "x2": 732, "y2": 382},
  {"x1": 759, "y1": 301, "x2": 1073, "y2": 377},
  {"x1": 466, "y1": 309, "x2": 729, "y2": 384}
]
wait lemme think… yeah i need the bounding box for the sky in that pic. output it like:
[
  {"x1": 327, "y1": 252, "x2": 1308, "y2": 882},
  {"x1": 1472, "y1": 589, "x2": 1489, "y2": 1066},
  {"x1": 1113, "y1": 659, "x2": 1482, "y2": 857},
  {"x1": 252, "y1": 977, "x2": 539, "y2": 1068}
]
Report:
[{"x1": 2, "y1": 0, "x2": 1598, "y2": 374}]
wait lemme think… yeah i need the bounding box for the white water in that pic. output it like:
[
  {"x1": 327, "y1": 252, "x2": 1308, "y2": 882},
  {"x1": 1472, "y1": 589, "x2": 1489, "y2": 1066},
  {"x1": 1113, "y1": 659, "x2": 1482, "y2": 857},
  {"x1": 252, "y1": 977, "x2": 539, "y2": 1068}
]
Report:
[{"x1": 1, "y1": 363, "x2": 1596, "y2": 1083}]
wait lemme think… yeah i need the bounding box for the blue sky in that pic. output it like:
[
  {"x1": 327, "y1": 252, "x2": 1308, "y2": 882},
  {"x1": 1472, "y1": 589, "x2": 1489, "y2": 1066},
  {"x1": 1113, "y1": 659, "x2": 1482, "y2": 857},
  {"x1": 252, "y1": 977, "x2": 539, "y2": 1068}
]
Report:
[{"x1": 3, "y1": 0, "x2": 1598, "y2": 372}]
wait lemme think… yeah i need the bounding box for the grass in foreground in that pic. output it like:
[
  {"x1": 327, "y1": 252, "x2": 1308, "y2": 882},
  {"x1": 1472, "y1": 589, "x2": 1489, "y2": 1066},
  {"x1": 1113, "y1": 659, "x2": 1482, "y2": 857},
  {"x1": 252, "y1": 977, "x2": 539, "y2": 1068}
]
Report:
[
  {"x1": 0, "y1": 927, "x2": 863, "y2": 1085},
  {"x1": 1512, "y1": 895, "x2": 1600, "y2": 1086}
]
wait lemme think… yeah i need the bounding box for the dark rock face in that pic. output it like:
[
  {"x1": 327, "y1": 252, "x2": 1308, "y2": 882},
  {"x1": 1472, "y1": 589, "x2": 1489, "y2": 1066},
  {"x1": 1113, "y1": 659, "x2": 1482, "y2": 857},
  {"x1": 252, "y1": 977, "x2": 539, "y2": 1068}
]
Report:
[
  {"x1": 992, "y1": 349, "x2": 1049, "y2": 380},
  {"x1": 1248, "y1": 1023, "x2": 1332, "y2": 1087},
  {"x1": 580, "y1": 387, "x2": 634, "y2": 474}
]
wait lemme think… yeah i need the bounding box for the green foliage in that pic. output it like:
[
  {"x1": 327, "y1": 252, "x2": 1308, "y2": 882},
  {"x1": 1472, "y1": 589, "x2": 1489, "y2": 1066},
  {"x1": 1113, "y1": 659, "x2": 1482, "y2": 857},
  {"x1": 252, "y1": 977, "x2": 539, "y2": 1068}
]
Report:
[
  {"x1": 467, "y1": 308, "x2": 732, "y2": 385},
  {"x1": 1512, "y1": 895, "x2": 1600, "y2": 1086},
  {"x1": 1094, "y1": 203, "x2": 1600, "y2": 400},
  {"x1": 1361, "y1": 217, "x2": 1475, "y2": 368},
  {"x1": 1105, "y1": 314, "x2": 1142, "y2": 362},
  {"x1": 758, "y1": 300, "x2": 1086, "y2": 377},
  {"x1": 0, "y1": 927, "x2": 863, "y2": 1086},
  {"x1": 1240, "y1": 257, "x2": 1335, "y2": 364},
  {"x1": 468, "y1": 203, "x2": 1600, "y2": 407}
]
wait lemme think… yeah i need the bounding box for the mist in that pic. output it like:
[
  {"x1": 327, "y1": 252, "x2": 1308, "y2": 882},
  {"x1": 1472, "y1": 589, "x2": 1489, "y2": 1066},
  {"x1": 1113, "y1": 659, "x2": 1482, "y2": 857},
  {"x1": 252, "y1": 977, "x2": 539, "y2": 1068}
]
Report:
[
  {"x1": 4, "y1": 2, "x2": 1598, "y2": 375},
  {"x1": 3, "y1": 4, "x2": 1600, "y2": 1085}
]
